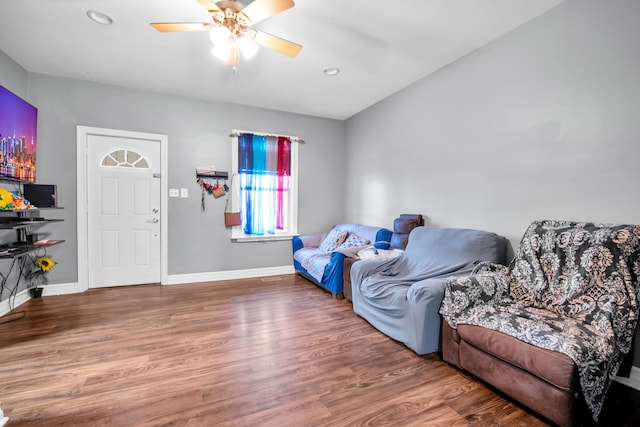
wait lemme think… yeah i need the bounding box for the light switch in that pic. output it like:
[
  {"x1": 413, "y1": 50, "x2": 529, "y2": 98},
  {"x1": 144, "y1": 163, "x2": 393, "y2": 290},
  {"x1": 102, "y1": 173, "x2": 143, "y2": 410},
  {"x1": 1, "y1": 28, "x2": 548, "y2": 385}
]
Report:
[
  {"x1": 169, "y1": 188, "x2": 179, "y2": 198},
  {"x1": 180, "y1": 188, "x2": 189, "y2": 198}
]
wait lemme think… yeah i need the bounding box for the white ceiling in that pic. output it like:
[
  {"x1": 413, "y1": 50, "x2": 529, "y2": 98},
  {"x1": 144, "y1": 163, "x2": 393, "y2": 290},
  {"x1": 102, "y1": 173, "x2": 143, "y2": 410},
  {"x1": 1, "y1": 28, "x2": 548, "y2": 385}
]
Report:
[{"x1": 0, "y1": 0, "x2": 564, "y2": 120}]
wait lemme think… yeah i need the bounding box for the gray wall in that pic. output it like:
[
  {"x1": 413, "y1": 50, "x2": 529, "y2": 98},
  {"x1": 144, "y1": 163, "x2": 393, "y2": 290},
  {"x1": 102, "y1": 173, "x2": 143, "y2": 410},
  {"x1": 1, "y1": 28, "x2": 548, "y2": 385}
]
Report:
[
  {"x1": 344, "y1": 0, "x2": 640, "y2": 366},
  {"x1": 0, "y1": 54, "x2": 345, "y2": 290},
  {"x1": 0, "y1": 50, "x2": 28, "y2": 98}
]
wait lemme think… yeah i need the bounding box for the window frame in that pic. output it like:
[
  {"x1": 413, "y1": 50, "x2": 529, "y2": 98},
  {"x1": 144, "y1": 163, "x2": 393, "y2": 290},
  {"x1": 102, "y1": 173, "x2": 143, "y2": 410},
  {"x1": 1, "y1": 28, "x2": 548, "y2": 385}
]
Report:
[{"x1": 230, "y1": 130, "x2": 299, "y2": 242}]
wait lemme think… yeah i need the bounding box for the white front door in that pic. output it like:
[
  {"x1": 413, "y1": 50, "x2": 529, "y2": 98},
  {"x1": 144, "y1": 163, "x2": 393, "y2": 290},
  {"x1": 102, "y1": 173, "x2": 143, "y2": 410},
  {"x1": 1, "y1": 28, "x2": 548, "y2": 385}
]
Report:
[{"x1": 87, "y1": 134, "x2": 161, "y2": 288}]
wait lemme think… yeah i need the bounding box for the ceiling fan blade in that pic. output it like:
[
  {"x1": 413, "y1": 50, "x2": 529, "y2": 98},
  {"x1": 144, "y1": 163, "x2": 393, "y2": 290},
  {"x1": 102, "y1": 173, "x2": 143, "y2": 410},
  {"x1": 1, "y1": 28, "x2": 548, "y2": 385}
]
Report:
[
  {"x1": 195, "y1": 0, "x2": 221, "y2": 13},
  {"x1": 215, "y1": 1, "x2": 244, "y2": 12},
  {"x1": 241, "y1": 0, "x2": 295, "y2": 25},
  {"x1": 253, "y1": 31, "x2": 302, "y2": 58},
  {"x1": 150, "y1": 22, "x2": 213, "y2": 32}
]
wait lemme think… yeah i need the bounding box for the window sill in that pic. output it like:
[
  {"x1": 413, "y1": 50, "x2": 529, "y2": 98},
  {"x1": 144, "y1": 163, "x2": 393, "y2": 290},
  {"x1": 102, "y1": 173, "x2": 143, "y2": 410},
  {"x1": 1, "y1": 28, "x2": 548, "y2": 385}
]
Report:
[{"x1": 231, "y1": 233, "x2": 299, "y2": 243}]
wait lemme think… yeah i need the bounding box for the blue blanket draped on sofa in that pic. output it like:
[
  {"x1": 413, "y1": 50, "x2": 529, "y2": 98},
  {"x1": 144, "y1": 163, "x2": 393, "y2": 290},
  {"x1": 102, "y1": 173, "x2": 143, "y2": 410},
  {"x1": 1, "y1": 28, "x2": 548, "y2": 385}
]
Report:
[{"x1": 351, "y1": 226, "x2": 506, "y2": 355}]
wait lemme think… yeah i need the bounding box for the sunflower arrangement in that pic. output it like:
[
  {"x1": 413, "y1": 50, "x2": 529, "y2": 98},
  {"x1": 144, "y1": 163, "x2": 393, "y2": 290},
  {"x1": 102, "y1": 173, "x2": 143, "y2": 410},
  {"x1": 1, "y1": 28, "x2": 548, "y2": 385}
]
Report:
[{"x1": 32, "y1": 256, "x2": 56, "y2": 274}]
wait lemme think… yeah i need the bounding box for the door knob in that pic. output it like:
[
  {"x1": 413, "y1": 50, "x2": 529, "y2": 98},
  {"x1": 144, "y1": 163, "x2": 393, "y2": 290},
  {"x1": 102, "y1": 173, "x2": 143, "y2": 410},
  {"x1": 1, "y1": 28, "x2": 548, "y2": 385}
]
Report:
[{"x1": 146, "y1": 218, "x2": 159, "y2": 223}]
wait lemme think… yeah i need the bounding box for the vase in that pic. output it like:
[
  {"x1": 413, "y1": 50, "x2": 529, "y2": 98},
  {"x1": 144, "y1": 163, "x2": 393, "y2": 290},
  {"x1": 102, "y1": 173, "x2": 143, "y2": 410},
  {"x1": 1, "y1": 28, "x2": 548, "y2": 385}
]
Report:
[
  {"x1": 29, "y1": 274, "x2": 48, "y2": 298},
  {"x1": 29, "y1": 287, "x2": 43, "y2": 298}
]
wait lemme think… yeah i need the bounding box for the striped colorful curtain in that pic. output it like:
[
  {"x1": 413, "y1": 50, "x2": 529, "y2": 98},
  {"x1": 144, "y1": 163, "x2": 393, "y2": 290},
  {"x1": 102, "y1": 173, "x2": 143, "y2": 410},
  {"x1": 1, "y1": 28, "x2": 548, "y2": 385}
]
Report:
[{"x1": 238, "y1": 133, "x2": 291, "y2": 235}]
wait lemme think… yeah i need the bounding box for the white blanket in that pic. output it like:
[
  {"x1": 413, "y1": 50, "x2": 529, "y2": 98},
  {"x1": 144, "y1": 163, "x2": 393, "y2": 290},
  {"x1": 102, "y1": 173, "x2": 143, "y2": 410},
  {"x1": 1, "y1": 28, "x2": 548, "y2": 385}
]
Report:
[{"x1": 293, "y1": 248, "x2": 330, "y2": 283}]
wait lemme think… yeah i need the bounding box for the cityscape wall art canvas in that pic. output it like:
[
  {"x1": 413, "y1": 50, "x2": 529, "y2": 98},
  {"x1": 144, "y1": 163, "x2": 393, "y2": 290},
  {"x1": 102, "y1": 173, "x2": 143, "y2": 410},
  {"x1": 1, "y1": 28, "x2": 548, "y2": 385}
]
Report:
[{"x1": 0, "y1": 85, "x2": 37, "y2": 183}]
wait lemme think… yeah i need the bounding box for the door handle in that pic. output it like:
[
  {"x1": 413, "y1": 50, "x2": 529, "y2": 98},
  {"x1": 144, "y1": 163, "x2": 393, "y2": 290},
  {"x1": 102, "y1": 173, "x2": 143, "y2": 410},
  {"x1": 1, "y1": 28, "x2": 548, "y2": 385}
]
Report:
[{"x1": 146, "y1": 218, "x2": 159, "y2": 223}]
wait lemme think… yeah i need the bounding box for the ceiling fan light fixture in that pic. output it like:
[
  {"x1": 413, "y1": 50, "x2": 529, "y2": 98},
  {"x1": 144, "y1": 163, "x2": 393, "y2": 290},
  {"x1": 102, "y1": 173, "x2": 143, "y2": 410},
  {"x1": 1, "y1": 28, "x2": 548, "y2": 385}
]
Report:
[
  {"x1": 151, "y1": 0, "x2": 302, "y2": 66},
  {"x1": 87, "y1": 9, "x2": 114, "y2": 26},
  {"x1": 210, "y1": 25, "x2": 259, "y2": 63},
  {"x1": 238, "y1": 36, "x2": 260, "y2": 59},
  {"x1": 211, "y1": 43, "x2": 232, "y2": 61},
  {"x1": 209, "y1": 26, "x2": 231, "y2": 45}
]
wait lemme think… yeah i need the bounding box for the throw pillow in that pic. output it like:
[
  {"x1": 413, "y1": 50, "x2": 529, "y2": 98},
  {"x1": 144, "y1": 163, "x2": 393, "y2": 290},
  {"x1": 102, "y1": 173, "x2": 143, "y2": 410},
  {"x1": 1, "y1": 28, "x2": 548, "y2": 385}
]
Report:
[
  {"x1": 318, "y1": 228, "x2": 348, "y2": 252},
  {"x1": 335, "y1": 233, "x2": 370, "y2": 250}
]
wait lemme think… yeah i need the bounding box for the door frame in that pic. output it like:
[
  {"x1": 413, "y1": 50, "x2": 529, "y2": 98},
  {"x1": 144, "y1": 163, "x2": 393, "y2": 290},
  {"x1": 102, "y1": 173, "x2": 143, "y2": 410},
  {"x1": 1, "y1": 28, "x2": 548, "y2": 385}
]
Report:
[{"x1": 76, "y1": 126, "x2": 168, "y2": 291}]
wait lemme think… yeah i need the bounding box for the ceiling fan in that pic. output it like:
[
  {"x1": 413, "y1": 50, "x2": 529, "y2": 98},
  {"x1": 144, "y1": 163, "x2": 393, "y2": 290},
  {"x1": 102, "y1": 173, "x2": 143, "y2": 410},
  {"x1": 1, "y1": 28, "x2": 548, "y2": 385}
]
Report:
[{"x1": 150, "y1": 0, "x2": 302, "y2": 66}]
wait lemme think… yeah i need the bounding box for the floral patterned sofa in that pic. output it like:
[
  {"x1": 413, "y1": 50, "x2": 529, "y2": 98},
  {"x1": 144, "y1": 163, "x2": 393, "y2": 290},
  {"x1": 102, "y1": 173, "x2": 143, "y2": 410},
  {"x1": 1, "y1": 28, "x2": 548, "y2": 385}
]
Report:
[
  {"x1": 440, "y1": 220, "x2": 640, "y2": 427},
  {"x1": 292, "y1": 223, "x2": 392, "y2": 298}
]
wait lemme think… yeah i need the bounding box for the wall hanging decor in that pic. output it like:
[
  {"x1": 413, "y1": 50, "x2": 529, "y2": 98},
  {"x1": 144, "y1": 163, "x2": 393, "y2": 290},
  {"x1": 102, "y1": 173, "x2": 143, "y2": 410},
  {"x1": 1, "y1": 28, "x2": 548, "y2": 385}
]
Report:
[
  {"x1": 224, "y1": 173, "x2": 241, "y2": 227},
  {"x1": 196, "y1": 167, "x2": 229, "y2": 211}
]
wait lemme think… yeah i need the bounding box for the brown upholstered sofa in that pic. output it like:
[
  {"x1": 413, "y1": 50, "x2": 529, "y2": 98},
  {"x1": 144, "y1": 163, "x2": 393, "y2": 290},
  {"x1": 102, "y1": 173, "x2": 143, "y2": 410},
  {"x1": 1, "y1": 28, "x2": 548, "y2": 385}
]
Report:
[
  {"x1": 343, "y1": 214, "x2": 423, "y2": 301},
  {"x1": 440, "y1": 220, "x2": 640, "y2": 427},
  {"x1": 441, "y1": 320, "x2": 578, "y2": 426}
]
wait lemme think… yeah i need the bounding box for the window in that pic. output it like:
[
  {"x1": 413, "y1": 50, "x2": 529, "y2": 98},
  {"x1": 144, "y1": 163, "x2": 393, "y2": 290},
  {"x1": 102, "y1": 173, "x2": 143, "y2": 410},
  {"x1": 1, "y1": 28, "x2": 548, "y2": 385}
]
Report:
[
  {"x1": 231, "y1": 131, "x2": 298, "y2": 241},
  {"x1": 101, "y1": 149, "x2": 149, "y2": 169}
]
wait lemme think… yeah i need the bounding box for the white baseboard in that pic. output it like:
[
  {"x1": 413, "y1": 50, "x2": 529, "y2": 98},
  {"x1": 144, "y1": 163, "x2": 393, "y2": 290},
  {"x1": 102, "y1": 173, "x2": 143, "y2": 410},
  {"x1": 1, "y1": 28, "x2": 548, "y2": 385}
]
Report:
[
  {"x1": 615, "y1": 366, "x2": 640, "y2": 391},
  {"x1": 0, "y1": 400, "x2": 8, "y2": 427},
  {"x1": 166, "y1": 265, "x2": 295, "y2": 285},
  {"x1": 0, "y1": 282, "x2": 81, "y2": 317},
  {"x1": 41, "y1": 282, "x2": 82, "y2": 296},
  {"x1": 0, "y1": 289, "x2": 31, "y2": 317}
]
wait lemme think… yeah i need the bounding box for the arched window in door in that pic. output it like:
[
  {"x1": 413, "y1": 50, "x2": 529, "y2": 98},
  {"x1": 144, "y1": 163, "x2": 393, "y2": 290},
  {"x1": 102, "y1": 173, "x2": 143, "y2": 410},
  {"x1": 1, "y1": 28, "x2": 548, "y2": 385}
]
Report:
[{"x1": 100, "y1": 149, "x2": 149, "y2": 169}]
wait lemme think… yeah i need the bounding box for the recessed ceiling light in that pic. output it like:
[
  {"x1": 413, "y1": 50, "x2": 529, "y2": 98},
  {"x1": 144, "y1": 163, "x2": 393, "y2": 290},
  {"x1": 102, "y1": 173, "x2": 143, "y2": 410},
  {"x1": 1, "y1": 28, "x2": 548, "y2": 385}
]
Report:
[
  {"x1": 87, "y1": 10, "x2": 114, "y2": 25},
  {"x1": 323, "y1": 67, "x2": 340, "y2": 76}
]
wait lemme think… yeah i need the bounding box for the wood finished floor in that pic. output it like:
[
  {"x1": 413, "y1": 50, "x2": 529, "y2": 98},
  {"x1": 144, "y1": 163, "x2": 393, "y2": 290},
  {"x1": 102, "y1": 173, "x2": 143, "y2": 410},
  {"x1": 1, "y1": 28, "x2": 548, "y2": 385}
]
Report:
[{"x1": 0, "y1": 274, "x2": 638, "y2": 426}]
